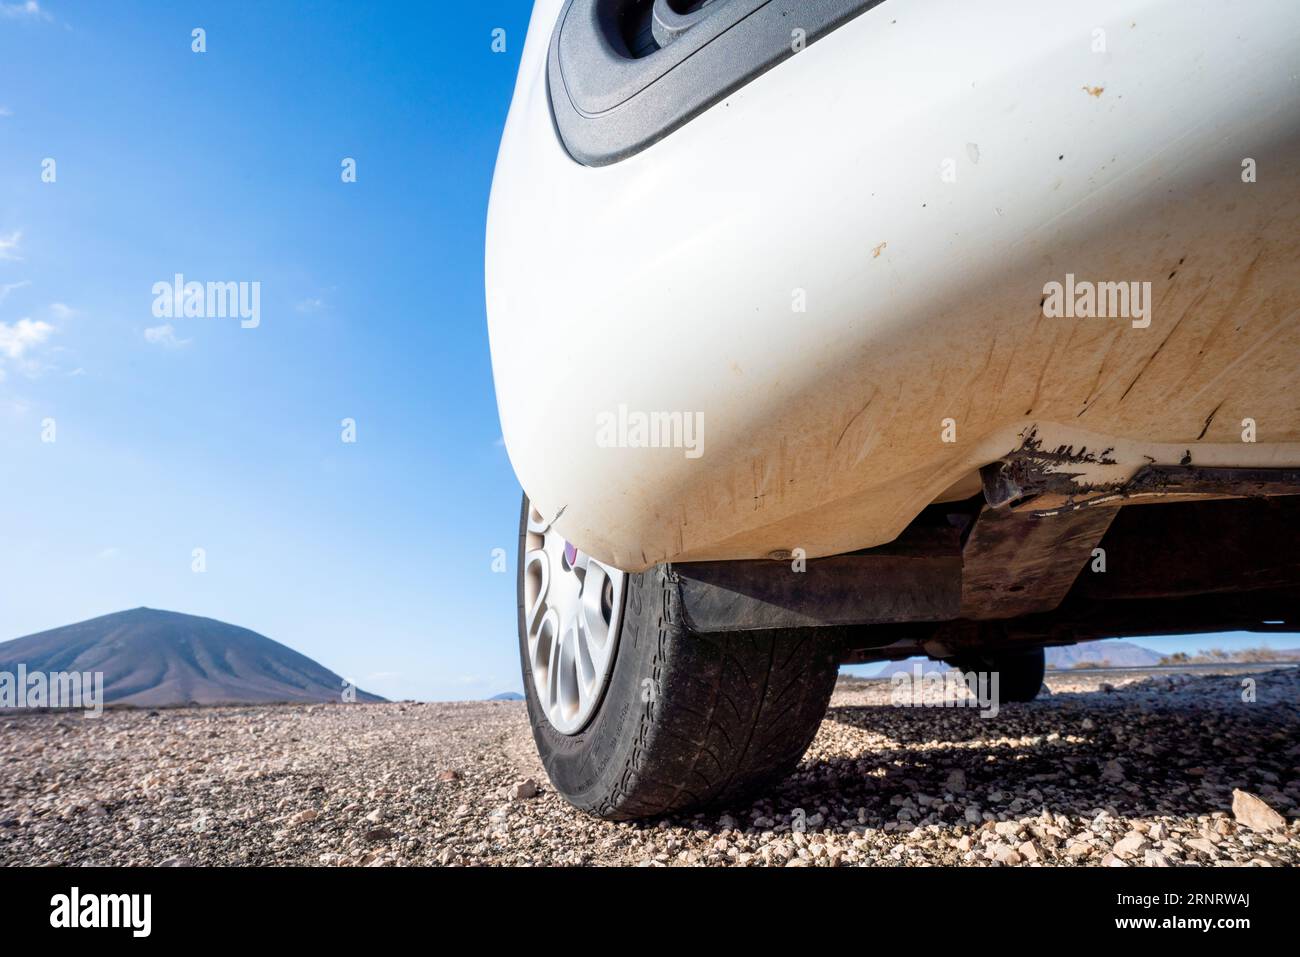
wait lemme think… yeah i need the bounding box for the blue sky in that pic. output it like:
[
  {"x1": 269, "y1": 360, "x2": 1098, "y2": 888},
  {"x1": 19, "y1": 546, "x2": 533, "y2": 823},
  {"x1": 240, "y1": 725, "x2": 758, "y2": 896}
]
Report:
[
  {"x1": 1, "y1": 1, "x2": 1295, "y2": 700},
  {"x1": 0, "y1": 0, "x2": 533, "y2": 700}
]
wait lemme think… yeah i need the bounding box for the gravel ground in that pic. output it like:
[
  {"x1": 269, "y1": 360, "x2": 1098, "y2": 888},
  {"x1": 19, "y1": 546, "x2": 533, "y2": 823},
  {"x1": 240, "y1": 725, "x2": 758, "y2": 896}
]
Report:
[{"x1": 2, "y1": 667, "x2": 1297, "y2": 867}]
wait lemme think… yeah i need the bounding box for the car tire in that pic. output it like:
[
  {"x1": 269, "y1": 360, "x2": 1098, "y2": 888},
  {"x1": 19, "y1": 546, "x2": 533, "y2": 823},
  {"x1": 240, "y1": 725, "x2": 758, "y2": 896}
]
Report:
[
  {"x1": 517, "y1": 495, "x2": 841, "y2": 820},
  {"x1": 950, "y1": 645, "x2": 1046, "y2": 703}
]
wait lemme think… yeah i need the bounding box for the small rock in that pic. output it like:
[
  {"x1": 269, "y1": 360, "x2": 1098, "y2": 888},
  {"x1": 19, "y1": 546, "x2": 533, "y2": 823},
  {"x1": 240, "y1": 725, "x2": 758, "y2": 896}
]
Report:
[
  {"x1": 994, "y1": 820, "x2": 1021, "y2": 838},
  {"x1": 511, "y1": 779, "x2": 540, "y2": 800},
  {"x1": 945, "y1": 769, "x2": 967, "y2": 793},
  {"x1": 1112, "y1": 832, "x2": 1147, "y2": 858},
  {"x1": 363, "y1": 827, "x2": 395, "y2": 842},
  {"x1": 1231, "y1": 789, "x2": 1286, "y2": 833},
  {"x1": 437, "y1": 770, "x2": 462, "y2": 783},
  {"x1": 993, "y1": 846, "x2": 1023, "y2": 866}
]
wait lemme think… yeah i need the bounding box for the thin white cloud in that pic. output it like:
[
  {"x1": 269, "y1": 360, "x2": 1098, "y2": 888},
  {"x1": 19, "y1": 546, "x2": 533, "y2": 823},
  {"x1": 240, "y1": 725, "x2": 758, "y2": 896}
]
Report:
[
  {"x1": 144, "y1": 323, "x2": 191, "y2": 348},
  {"x1": 97, "y1": 547, "x2": 122, "y2": 560},
  {"x1": 48, "y1": 301, "x2": 77, "y2": 320},
  {"x1": 295, "y1": 297, "x2": 326, "y2": 314},
  {"x1": 0, "y1": 279, "x2": 29, "y2": 303},
  {"x1": 1, "y1": 2, "x2": 52, "y2": 20},
  {"x1": 1, "y1": 395, "x2": 32, "y2": 416},
  {"x1": 0, "y1": 231, "x2": 21, "y2": 261},
  {"x1": 0, "y1": 106, "x2": 12, "y2": 118},
  {"x1": 0, "y1": 317, "x2": 53, "y2": 359}
]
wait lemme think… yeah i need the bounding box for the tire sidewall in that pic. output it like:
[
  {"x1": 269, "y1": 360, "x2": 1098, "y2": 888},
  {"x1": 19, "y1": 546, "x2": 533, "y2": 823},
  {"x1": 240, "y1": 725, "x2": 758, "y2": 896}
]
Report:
[{"x1": 516, "y1": 497, "x2": 658, "y2": 813}]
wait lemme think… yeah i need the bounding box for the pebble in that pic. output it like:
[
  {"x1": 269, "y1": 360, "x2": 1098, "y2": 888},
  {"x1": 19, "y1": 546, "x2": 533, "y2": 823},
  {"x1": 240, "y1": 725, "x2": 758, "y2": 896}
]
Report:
[
  {"x1": 511, "y1": 779, "x2": 540, "y2": 800},
  {"x1": 1232, "y1": 789, "x2": 1286, "y2": 833},
  {"x1": 1112, "y1": 831, "x2": 1147, "y2": 858}
]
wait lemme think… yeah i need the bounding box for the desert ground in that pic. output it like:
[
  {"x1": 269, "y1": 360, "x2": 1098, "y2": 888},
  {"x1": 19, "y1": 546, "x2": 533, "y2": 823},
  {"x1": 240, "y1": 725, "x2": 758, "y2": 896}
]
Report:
[{"x1": 2, "y1": 666, "x2": 1297, "y2": 867}]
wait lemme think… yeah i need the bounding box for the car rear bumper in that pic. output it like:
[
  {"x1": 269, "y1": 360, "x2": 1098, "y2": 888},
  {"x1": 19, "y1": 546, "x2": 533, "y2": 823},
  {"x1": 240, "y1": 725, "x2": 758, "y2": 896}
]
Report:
[{"x1": 486, "y1": 0, "x2": 1300, "y2": 571}]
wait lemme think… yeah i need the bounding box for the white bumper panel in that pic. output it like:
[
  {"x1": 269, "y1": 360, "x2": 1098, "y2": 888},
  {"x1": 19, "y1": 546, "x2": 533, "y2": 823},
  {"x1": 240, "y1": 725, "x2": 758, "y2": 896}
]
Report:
[{"x1": 487, "y1": 0, "x2": 1300, "y2": 570}]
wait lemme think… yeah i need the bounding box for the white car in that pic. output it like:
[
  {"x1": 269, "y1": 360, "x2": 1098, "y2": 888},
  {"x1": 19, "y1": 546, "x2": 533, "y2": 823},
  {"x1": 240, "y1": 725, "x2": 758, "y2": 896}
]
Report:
[{"x1": 486, "y1": 0, "x2": 1300, "y2": 818}]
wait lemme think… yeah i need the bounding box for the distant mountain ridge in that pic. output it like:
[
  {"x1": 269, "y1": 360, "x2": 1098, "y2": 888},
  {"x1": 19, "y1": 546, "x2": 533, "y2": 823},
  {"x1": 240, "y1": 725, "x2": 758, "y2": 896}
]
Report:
[
  {"x1": 873, "y1": 658, "x2": 952, "y2": 679},
  {"x1": 0, "y1": 608, "x2": 383, "y2": 707},
  {"x1": 1045, "y1": 641, "x2": 1162, "y2": 668},
  {"x1": 870, "y1": 640, "x2": 1164, "y2": 678}
]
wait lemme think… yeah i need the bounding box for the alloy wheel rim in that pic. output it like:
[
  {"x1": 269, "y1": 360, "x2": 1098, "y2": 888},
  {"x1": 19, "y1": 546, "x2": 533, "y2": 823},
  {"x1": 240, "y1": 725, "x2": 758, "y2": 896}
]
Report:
[{"x1": 522, "y1": 504, "x2": 626, "y2": 734}]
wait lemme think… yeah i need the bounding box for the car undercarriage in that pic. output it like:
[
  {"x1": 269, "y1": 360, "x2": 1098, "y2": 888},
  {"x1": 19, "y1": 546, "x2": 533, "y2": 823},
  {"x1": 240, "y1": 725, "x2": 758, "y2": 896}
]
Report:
[{"x1": 671, "y1": 467, "x2": 1300, "y2": 667}]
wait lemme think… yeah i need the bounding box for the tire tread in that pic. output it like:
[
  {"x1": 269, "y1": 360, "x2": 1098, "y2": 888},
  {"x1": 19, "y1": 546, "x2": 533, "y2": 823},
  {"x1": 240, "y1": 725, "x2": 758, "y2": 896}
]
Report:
[{"x1": 592, "y1": 568, "x2": 839, "y2": 819}]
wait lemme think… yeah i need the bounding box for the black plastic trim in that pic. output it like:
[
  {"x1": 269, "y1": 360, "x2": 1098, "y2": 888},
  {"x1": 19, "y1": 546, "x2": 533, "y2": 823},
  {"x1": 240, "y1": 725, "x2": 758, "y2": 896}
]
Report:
[{"x1": 548, "y1": 0, "x2": 886, "y2": 167}]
